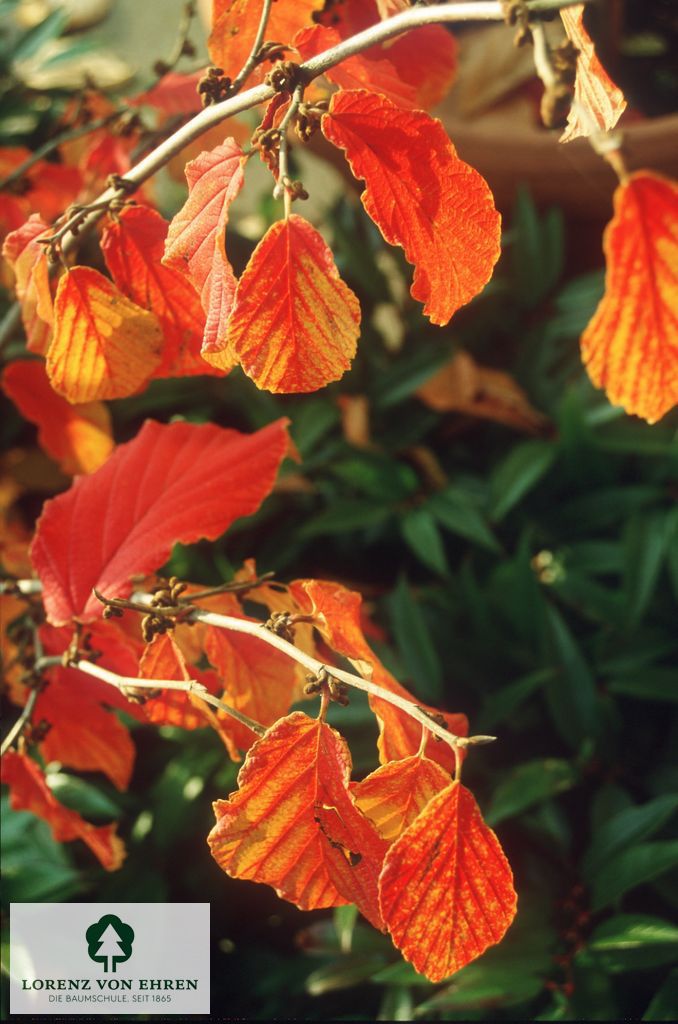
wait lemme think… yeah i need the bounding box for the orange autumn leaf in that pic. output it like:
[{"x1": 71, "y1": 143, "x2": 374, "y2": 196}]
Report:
[
  {"x1": 2, "y1": 360, "x2": 113, "y2": 475},
  {"x1": 208, "y1": 712, "x2": 387, "y2": 927},
  {"x1": 208, "y1": 0, "x2": 322, "y2": 80},
  {"x1": 581, "y1": 171, "x2": 678, "y2": 424},
  {"x1": 291, "y1": 579, "x2": 468, "y2": 773},
  {"x1": 34, "y1": 667, "x2": 135, "y2": 791},
  {"x1": 1, "y1": 750, "x2": 125, "y2": 871},
  {"x1": 203, "y1": 594, "x2": 298, "y2": 751},
  {"x1": 416, "y1": 350, "x2": 549, "y2": 434},
  {"x1": 163, "y1": 139, "x2": 245, "y2": 358},
  {"x1": 352, "y1": 754, "x2": 451, "y2": 842},
  {"x1": 102, "y1": 205, "x2": 225, "y2": 379},
  {"x1": 322, "y1": 90, "x2": 500, "y2": 326},
  {"x1": 2, "y1": 214, "x2": 53, "y2": 354},
  {"x1": 219, "y1": 214, "x2": 361, "y2": 392},
  {"x1": 47, "y1": 267, "x2": 163, "y2": 403},
  {"x1": 379, "y1": 781, "x2": 517, "y2": 981},
  {"x1": 560, "y1": 4, "x2": 626, "y2": 143},
  {"x1": 139, "y1": 633, "x2": 240, "y2": 759}
]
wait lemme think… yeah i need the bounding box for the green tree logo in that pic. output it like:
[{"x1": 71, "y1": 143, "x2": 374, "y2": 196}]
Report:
[{"x1": 86, "y1": 914, "x2": 134, "y2": 973}]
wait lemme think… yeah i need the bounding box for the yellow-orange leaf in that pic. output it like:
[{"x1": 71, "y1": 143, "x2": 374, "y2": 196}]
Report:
[
  {"x1": 222, "y1": 215, "x2": 361, "y2": 393},
  {"x1": 208, "y1": 0, "x2": 322, "y2": 80},
  {"x1": 2, "y1": 360, "x2": 113, "y2": 475},
  {"x1": 352, "y1": 755, "x2": 451, "y2": 842},
  {"x1": 581, "y1": 171, "x2": 678, "y2": 423},
  {"x1": 209, "y1": 712, "x2": 388, "y2": 926},
  {"x1": 2, "y1": 214, "x2": 53, "y2": 354},
  {"x1": 379, "y1": 781, "x2": 517, "y2": 981},
  {"x1": 290, "y1": 579, "x2": 468, "y2": 773},
  {"x1": 560, "y1": 5, "x2": 626, "y2": 142},
  {"x1": 322, "y1": 90, "x2": 500, "y2": 326},
  {"x1": 47, "y1": 267, "x2": 163, "y2": 403}
]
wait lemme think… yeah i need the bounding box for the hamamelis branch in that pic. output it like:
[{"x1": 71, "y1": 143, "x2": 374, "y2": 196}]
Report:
[
  {"x1": 34, "y1": 0, "x2": 587, "y2": 259},
  {"x1": 130, "y1": 591, "x2": 496, "y2": 754}
]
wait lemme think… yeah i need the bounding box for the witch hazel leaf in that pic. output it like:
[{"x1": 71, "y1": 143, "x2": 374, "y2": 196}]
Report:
[
  {"x1": 2, "y1": 214, "x2": 53, "y2": 354},
  {"x1": 560, "y1": 4, "x2": 626, "y2": 143},
  {"x1": 31, "y1": 417, "x2": 290, "y2": 626},
  {"x1": 322, "y1": 90, "x2": 500, "y2": 326},
  {"x1": 163, "y1": 139, "x2": 245, "y2": 360},
  {"x1": 208, "y1": 712, "x2": 387, "y2": 927},
  {"x1": 47, "y1": 267, "x2": 163, "y2": 403},
  {"x1": 290, "y1": 579, "x2": 468, "y2": 773},
  {"x1": 101, "y1": 205, "x2": 224, "y2": 379},
  {"x1": 581, "y1": 171, "x2": 678, "y2": 423},
  {"x1": 208, "y1": 0, "x2": 322, "y2": 80},
  {"x1": 1, "y1": 750, "x2": 125, "y2": 871},
  {"x1": 379, "y1": 781, "x2": 517, "y2": 982},
  {"x1": 1, "y1": 359, "x2": 113, "y2": 475},
  {"x1": 222, "y1": 214, "x2": 361, "y2": 393},
  {"x1": 352, "y1": 755, "x2": 451, "y2": 842}
]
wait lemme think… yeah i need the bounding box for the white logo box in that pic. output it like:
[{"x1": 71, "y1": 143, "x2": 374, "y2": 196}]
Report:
[{"x1": 10, "y1": 903, "x2": 210, "y2": 1015}]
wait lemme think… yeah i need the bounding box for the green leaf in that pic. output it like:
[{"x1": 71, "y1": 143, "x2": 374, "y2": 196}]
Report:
[
  {"x1": 544, "y1": 603, "x2": 598, "y2": 746},
  {"x1": 414, "y1": 965, "x2": 543, "y2": 1015},
  {"x1": 375, "y1": 343, "x2": 453, "y2": 408},
  {"x1": 297, "y1": 500, "x2": 392, "y2": 538},
  {"x1": 583, "y1": 794, "x2": 678, "y2": 876},
  {"x1": 331, "y1": 451, "x2": 418, "y2": 502},
  {"x1": 591, "y1": 841, "x2": 678, "y2": 911},
  {"x1": 584, "y1": 915, "x2": 678, "y2": 972},
  {"x1": 400, "y1": 507, "x2": 449, "y2": 576},
  {"x1": 333, "y1": 905, "x2": 359, "y2": 954},
  {"x1": 13, "y1": 8, "x2": 68, "y2": 62},
  {"x1": 643, "y1": 969, "x2": 678, "y2": 1021},
  {"x1": 305, "y1": 955, "x2": 388, "y2": 995},
  {"x1": 428, "y1": 486, "x2": 501, "y2": 552},
  {"x1": 45, "y1": 773, "x2": 122, "y2": 822},
  {"x1": 607, "y1": 670, "x2": 678, "y2": 703},
  {"x1": 489, "y1": 440, "x2": 557, "y2": 521},
  {"x1": 378, "y1": 984, "x2": 414, "y2": 1021},
  {"x1": 486, "y1": 759, "x2": 577, "y2": 826},
  {"x1": 478, "y1": 669, "x2": 553, "y2": 732},
  {"x1": 386, "y1": 577, "x2": 444, "y2": 702},
  {"x1": 623, "y1": 510, "x2": 674, "y2": 626}
]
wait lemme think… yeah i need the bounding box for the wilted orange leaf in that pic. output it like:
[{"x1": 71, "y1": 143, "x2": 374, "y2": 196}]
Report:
[
  {"x1": 203, "y1": 594, "x2": 298, "y2": 751},
  {"x1": 208, "y1": 0, "x2": 322, "y2": 79},
  {"x1": 209, "y1": 712, "x2": 388, "y2": 926},
  {"x1": 416, "y1": 350, "x2": 549, "y2": 434},
  {"x1": 102, "y1": 205, "x2": 224, "y2": 378},
  {"x1": 220, "y1": 214, "x2": 361, "y2": 393},
  {"x1": 47, "y1": 267, "x2": 163, "y2": 403},
  {"x1": 322, "y1": 90, "x2": 500, "y2": 326},
  {"x1": 581, "y1": 171, "x2": 678, "y2": 423},
  {"x1": 1, "y1": 750, "x2": 125, "y2": 870},
  {"x1": 163, "y1": 139, "x2": 244, "y2": 358},
  {"x1": 2, "y1": 214, "x2": 53, "y2": 354},
  {"x1": 379, "y1": 781, "x2": 517, "y2": 981},
  {"x1": 560, "y1": 4, "x2": 626, "y2": 143},
  {"x1": 291, "y1": 579, "x2": 468, "y2": 772},
  {"x1": 352, "y1": 754, "x2": 451, "y2": 842},
  {"x1": 2, "y1": 360, "x2": 113, "y2": 475}
]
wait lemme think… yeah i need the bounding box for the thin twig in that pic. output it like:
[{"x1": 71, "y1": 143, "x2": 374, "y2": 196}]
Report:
[
  {"x1": 274, "y1": 83, "x2": 304, "y2": 217},
  {"x1": 0, "y1": 624, "x2": 46, "y2": 756},
  {"x1": 229, "y1": 0, "x2": 274, "y2": 95}
]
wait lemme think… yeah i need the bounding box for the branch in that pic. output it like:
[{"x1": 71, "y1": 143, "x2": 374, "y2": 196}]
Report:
[
  {"x1": 0, "y1": 623, "x2": 46, "y2": 756},
  {"x1": 34, "y1": 0, "x2": 588, "y2": 259},
  {"x1": 131, "y1": 591, "x2": 496, "y2": 755}
]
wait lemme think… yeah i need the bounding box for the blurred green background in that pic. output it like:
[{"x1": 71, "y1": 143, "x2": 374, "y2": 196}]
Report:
[{"x1": 1, "y1": 1, "x2": 678, "y2": 1020}]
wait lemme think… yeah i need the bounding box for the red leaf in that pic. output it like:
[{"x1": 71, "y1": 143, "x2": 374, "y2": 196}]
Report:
[
  {"x1": 560, "y1": 4, "x2": 626, "y2": 143},
  {"x1": 296, "y1": 1, "x2": 457, "y2": 111},
  {"x1": 581, "y1": 171, "x2": 678, "y2": 423},
  {"x1": 220, "y1": 214, "x2": 361, "y2": 392},
  {"x1": 208, "y1": 712, "x2": 387, "y2": 926},
  {"x1": 2, "y1": 360, "x2": 114, "y2": 475},
  {"x1": 47, "y1": 267, "x2": 164, "y2": 403},
  {"x1": 290, "y1": 579, "x2": 468, "y2": 772},
  {"x1": 34, "y1": 668, "x2": 135, "y2": 791},
  {"x1": 352, "y1": 754, "x2": 451, "y2": 842},
  {"x1": 163, "y1": 139, "x2": 245, "y2": 356},
  {"x1": 322, "y1": 90, "x2": 500, "y2": 326},
  {"x1": 1, "y1": 751, "x2": 125, "y2": 870},
  {"x1": 129, "y1": 70, "x2": 204, "y2": 115},
  {"x1": 379, "y1": 781, "x2": 517, "y2": 981},
  {"x1": 101, "y1": 205, "x2": 225, "y2": 378},
  {"x1": 31, "y1": 417, "x2": 290, "y2": 626},
  {"x1": 2, "y1": 214, "x2": 53, "y2": 354},
  {"x1": 208, "y1": 0, "x2": 322, "y2": 80}
]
